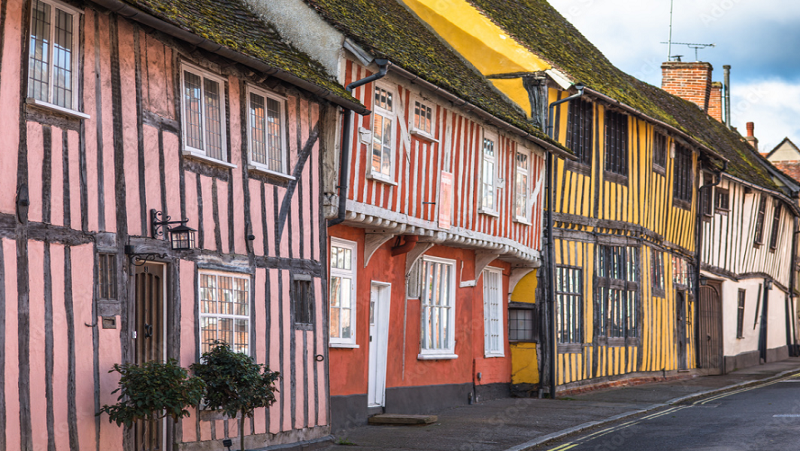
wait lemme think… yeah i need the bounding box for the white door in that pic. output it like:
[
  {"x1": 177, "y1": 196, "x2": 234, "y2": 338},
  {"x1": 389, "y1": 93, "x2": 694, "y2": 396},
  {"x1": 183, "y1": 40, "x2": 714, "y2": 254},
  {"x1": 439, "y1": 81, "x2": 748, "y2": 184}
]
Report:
[{"x1": 368, "y1": 282, "x2": 391, "y2": 407}]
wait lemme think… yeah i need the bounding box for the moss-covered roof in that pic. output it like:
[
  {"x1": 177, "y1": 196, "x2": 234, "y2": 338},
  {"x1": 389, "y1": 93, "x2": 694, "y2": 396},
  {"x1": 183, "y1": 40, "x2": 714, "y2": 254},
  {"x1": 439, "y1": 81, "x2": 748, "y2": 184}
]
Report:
[
  {"x1": 119, "y1": 0, "x2": 353, "y2": 102},
  {"x1": 300, "y1": 0, "x2": 564, "y2": 149},
  {"x1": 468, "y1": 0, "x2": 789, "y2": 193}
]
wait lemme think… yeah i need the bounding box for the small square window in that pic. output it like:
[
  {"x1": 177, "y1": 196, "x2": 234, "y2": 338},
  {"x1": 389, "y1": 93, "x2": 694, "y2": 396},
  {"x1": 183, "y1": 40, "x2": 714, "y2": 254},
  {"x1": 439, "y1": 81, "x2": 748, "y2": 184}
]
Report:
[
  {"x1": 412, "y1": 100, "x2": 433, "y2": 136},
  {"x1": 181, "y1": 64, "x2": 228, "y2": 163},
  {"x1": 715, "y1": 188, "x2": 730, "y2": 213},
  {"x1": 247, "y1": 87, "x2": 286, "y2": 175},
  {"x1": 508, "y1": 307, "x2": 538, "y2": 342}
]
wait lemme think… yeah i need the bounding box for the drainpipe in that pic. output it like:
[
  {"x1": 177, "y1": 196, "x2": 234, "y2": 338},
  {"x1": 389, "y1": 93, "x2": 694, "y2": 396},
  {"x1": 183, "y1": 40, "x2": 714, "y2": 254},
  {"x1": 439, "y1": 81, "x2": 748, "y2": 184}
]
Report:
[
  {"x1": 329, "y1": 59, "x2": 389, "y2": 227},
  {"x1": 545, "y1": 84, "x2": 585, "y2": 398},
  {"x1": 723, "y1": 65, "x2": 732, "y2": 129}
]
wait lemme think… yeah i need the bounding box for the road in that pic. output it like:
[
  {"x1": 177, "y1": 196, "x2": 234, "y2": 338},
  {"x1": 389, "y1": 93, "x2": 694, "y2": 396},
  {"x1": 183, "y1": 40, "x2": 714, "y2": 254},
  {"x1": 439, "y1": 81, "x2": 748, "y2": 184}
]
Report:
[{"x1": 540, "y1": 372, "x2": 800, "y2": 451}]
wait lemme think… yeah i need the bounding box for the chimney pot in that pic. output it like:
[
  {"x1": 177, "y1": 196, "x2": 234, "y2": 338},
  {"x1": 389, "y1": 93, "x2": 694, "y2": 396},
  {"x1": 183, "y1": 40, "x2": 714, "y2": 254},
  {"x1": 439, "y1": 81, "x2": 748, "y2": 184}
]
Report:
[{"x1": 746, "y1": 122, "x2": 754, "y2": 137}]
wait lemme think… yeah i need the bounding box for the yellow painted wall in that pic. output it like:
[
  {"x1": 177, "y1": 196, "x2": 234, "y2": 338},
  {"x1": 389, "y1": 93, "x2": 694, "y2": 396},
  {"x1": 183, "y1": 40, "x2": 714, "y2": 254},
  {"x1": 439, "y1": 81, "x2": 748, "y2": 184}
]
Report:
[{"x1": 401, "y1": 0, "x2": 550, "y2": 115}]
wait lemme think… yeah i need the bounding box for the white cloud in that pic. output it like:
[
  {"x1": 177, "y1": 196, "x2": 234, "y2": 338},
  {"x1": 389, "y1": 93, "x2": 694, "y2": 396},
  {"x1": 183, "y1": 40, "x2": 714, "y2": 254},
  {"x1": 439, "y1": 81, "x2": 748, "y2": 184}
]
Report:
[{"x1": 730, "y1": 79, "x2": 800, "y2": 152}]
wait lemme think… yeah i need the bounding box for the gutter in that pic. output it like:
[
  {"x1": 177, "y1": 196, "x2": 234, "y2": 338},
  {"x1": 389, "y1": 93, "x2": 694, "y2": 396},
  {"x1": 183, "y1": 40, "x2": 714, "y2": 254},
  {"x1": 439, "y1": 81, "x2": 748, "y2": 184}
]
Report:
[
  {"x1": 583, "y1": 87, "x2": 728, "y2": 165},
  {"x1": 90, "y1": 0, "x2": 368, "y2": 115},
  {"x1": 384, "y1": 62, "x2": 576, "y2": 161}
]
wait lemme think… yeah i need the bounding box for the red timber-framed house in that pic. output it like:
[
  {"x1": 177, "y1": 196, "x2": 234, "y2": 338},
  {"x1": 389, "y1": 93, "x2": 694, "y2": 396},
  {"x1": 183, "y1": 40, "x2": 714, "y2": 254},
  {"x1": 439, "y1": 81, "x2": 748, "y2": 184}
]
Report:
[
  {"x1": 243, "y1": 0, "x2": 572, "y2": 428},
  {"x1": 0, "y1": 0, "x2": 365, "y2": 449}
]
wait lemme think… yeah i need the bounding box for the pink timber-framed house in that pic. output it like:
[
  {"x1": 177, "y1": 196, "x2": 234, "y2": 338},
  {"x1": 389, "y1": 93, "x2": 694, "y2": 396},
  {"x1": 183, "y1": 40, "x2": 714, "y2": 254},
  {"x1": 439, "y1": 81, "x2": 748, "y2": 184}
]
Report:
[{"x1": 0, "y1": 0, "x2": 365, "y2": 450}]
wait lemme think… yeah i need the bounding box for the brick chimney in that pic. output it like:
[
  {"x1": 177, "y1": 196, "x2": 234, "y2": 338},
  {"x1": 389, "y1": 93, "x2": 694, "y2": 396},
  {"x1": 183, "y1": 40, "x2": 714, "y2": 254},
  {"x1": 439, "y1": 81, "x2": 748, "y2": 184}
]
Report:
[
  {"x1": 661, "y1": 61, "x2": 713, "y2": 112},
  {"x1": 745, "y1": 122, "x2": 759, "y2": 151},
  {"x1": 708, "y1": 82, "x2": 723, "y2": 122}
]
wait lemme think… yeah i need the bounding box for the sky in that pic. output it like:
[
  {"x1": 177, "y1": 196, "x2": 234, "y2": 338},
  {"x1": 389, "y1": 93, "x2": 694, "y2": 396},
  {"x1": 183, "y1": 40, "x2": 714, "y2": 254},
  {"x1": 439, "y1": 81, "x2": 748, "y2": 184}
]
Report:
[{"x1": 549, "y1": 0, "x2": 800, "y2": 153}]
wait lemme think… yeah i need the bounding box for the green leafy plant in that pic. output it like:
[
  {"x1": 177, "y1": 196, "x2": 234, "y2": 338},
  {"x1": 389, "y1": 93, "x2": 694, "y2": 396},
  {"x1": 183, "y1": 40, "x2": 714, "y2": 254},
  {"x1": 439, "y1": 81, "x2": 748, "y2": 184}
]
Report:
[
  {"x1": 191, "y1": 341, "x2": 280, "y2": 451},
  {"x1": 98, "y1": 358, "x2": 205, "y2": 428}
]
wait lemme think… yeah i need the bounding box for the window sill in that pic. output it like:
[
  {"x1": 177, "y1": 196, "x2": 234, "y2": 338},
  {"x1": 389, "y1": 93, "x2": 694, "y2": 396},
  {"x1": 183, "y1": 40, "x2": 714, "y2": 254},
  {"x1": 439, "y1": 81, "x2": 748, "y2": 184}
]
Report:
[
  {"x1": 26, "y1": 98, "x2": 90, "y2": 120},
  {"x1": 366, "y1": 172, "x2": 398, "y2": 186},
  {"x1": 182, "y1": 150, "x2": 237, "y2": 169},
  {"x1": 410, "y1": 129, "x2": 439, "y2": 144},
  {"x1": 248, "y1": 164, "x2": 295, "y2": 181},
  {"x1": 716, "y1": 209, "x2": 729, "y2": 216},
  {"x1": 417, "y1": 353, "x2": 458, "y2": 360},
  {"x1": 513, "y1": 217, "x2": 532, "y2": 226},
  {"x1": 479, "y1": 208, "x2": 499, "y2": 218},
  {"x1": 329, "y1": 342, "x2": 360, "y2": 349},
  {"x1": 673, "y1": 198, "x2": 692, "y2": 211},
  {"x1": 484, "y1": 352, "x2": 505, "y2": 359},
  {"x1": 653, "y1": 164, "x2": 666, "y2": 176},
  {"x1": 558, "y1": 343, "x2": 583, "y2": 354}
]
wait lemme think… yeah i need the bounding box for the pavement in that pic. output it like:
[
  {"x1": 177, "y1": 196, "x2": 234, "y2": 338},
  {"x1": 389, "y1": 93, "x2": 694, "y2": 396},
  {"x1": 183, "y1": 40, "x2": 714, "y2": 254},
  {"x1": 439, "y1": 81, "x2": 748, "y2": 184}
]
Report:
[{"x1": 323, "y1": 358, "x2": 800, "y2": 451}]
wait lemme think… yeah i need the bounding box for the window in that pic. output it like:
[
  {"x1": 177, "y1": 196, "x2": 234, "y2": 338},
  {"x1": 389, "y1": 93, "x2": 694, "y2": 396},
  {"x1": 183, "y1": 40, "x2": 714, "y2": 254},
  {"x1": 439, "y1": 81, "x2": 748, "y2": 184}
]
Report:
[
  {"x1": 181, "y1": 64, "x2": 228, "y2": 162},
  {"x1": 566, "y1": 99, "x2": 593, "y2": 167},
  {"x1": 330, "y1": 239, "x2": 356, "y2": 346},
  {"x1": 754, "y1": 195, "x2": 768, "y2": 245},
  {"x1": 596, "y1": 246, "x2": 639, "y2": 342},
  {"x1": 293, "y1": 277, "x2": 314, "y2": 328},
  {"x1": 419, "y1": 257, "x2": 456, "y2": 357},
  {"x1": 673, "y1": 144, "x2": 693, "y2": 206},
  {"x1": 653, "y1": 133, "x2": 667, "y2": 171},
  {"x1": 371, "y1": 85, "x2": 395, "y2": 181},
  {"x1": 769, "y1": 201, "x2": 782, "y2": 251},
  {"x1": 736, "y1": 289, "x2": 746, "y2": 339},
  {"x1": 199, "y1": 272, "x2": 250, "y2": 354},
  {"x1": 412, "y1": 99, "x2": 434, "y2": 137},
  {"x1": 97, "y1": 253, "x2": 117, "y2": 300},
  {"x1": 715, "y1": 188, "x2": 730, "y2": 213},
  {"x1": 604, "y1": 110, "x2": 628, "y2": 180},
  {"x1": 483, "y1": 268, "x2": 504, "y2": 357},
  {"x1": 701, "y1": 174, "x2": 714, "y2": 218},
  {"x1": 515, "y1": 150, "x2": 530, "y2": 222},
  {"x1": 556, "y1": 267, "x2": 582, "y2": 345},
  {"x1": 28, "y1": 0, "x2": 81, "y2": 112},
  {"x1": 508, "y1": 306, "x2": 538, "y2": 342},
  {"x1": 481, "y1": 134, "x2": 498, "y2": 214},
  {"x1": 651, "y1": 250, "x2": 664, "y2": 297},
  {"x1": 247, "y1": 86, "x2": 286, "y2": 174}
]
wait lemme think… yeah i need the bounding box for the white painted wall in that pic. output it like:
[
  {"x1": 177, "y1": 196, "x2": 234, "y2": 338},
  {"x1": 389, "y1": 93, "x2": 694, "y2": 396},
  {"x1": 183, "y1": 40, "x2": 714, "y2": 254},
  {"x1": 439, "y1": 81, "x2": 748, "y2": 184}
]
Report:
[
  {"x1": 244, "y1": 0, "x2": 346, "y2": 77},
  {"x1": 767, "y1": 288, "x2": 789, "y2": 350},
  {"x1": 719, "y1": 277, "x2": 763, "y2": 357}
]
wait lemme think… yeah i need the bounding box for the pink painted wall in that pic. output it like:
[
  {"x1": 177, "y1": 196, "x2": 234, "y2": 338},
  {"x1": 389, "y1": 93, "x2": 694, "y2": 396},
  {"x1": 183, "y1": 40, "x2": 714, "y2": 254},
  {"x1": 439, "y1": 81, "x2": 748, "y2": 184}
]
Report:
[{"x1": 1, "y1": 2, "x2": 330, "y2": 449}]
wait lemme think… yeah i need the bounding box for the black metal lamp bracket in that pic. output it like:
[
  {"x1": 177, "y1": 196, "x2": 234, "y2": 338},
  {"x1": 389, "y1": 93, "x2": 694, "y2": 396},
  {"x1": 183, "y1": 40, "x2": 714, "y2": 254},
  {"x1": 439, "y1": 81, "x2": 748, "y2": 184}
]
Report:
[{"x1": 151, "y1": 209, "x2": 189, "y2": 238}]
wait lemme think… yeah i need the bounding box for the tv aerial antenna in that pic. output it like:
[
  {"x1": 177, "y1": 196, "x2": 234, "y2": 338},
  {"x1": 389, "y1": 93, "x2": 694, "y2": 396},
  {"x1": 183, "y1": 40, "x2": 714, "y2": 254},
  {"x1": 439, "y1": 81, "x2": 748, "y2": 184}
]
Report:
[{"x1": 663, "y1": 0, "x2": 715, "y2": 61}]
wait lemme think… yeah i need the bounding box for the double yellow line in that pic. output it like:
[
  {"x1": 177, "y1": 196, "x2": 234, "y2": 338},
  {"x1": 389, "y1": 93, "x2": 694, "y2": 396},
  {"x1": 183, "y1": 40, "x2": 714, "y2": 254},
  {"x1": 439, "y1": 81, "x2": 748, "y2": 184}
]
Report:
[{"x1": 545, "y1": 372, "x2": 800, "y2": 450}]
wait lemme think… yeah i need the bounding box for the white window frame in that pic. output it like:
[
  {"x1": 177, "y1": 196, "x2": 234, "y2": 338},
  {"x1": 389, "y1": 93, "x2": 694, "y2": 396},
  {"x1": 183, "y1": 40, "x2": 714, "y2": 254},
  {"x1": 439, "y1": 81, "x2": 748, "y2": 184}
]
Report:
[
  {"x1": 180, "y1": 62, "x2": 231, "y2": 166},
  {"x1": 409, "y1": 94, "x2": 437, "y2": 141},
  {"x1": 483, "y1": 267, "x2": 505, "y2": 358},
  {"x1": 329, "y1": 238, "x2": 358, "y2": 348},
  {"x1": 418, "y1": 256, "x2": 457, "y2": 359},
  {"x1": 368, "y1": 83, "x2": 396, "y2": 183},
  {"x1": 514, "y1": 147, "x2": 532, "y2": 224},
  {"x1": 26, "y1": 0, "x2": 88, "y2": 119},
  {"x1": 246, "y1": 84, "x2": 292, "y2": 179},
  {"x1": 479, "y1": 130, "x2": 499, "y2": 216},
  {"x1": 197, "y1": 270, "x2": 251, "y2": 356}
]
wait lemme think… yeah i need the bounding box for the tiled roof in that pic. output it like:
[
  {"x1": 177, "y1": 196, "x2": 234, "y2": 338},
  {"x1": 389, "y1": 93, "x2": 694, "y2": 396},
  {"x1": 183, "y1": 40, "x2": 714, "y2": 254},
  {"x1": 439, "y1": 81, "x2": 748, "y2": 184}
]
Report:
[
  {"x1": 118, "y1": 0, "x2": 353, "y2": 103},
  {"x1": 301, "y1": 0, "x2": 565, "y2": 149},
  {"x1": 467, "y1": 0, "x2": 790, "y2": 193}
]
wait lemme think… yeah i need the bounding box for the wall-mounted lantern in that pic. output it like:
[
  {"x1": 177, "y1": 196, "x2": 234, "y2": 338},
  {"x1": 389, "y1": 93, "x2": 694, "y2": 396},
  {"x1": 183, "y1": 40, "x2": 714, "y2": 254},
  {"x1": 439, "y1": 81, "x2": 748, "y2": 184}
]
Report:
[{"x1": 151, "y1": 209, "x2": 196, "y2": 250}]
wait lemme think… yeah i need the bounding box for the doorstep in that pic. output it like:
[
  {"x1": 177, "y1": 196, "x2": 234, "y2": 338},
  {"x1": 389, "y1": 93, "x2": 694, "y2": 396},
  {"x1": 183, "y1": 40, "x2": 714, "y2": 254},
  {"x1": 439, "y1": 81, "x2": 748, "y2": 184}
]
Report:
[{"x1": 368, "y1": 414, "x2": 438, "y2": 425}]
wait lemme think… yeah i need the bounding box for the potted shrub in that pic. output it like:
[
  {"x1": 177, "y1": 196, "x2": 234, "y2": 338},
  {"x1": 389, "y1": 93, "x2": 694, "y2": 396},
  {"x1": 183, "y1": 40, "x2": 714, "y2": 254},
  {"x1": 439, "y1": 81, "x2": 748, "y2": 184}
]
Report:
[
  {"x1": 191, "y1": 341, "x2": 280, "y2": 451},
  {"x1": 98, "y1": 358, "x2": 205, "y2": 429}
]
